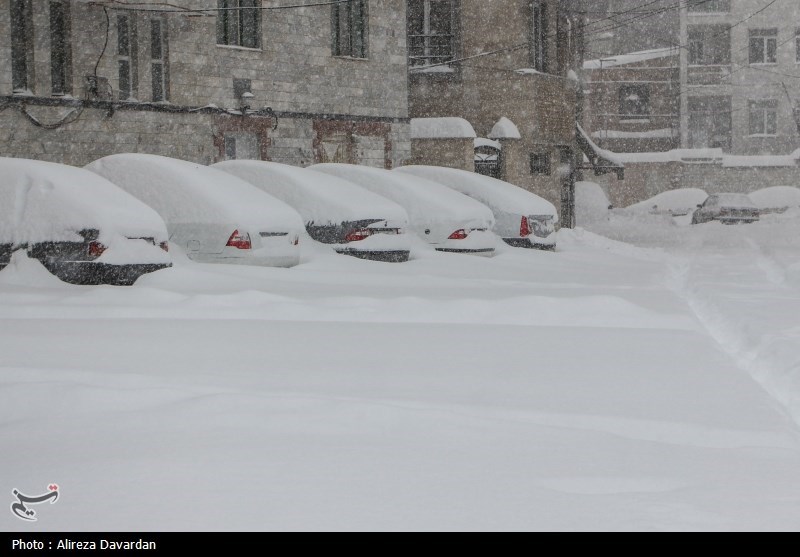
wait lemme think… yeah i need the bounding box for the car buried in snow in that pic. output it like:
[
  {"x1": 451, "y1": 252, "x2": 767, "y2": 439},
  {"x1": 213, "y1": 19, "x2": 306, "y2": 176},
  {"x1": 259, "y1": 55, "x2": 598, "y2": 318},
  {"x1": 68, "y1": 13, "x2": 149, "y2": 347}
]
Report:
[
  {"x1": 308, "y1": 164, "x2": 497, "y2": 256},
  {"x1": 214, "y1": 161, "x2": 412, "y2": 263},
  {"x1": 86, "y1": 154, "x2": 304, "y2": 268},
  {"x1": 691, "y1": 193, "x2": 760, "y2": 225},
  {"x1": 394, "y1": 165, "x2": 559, "y2": 250},
  {"x1": 0, "y1": 157, "x2": 171, "y2": 285}
]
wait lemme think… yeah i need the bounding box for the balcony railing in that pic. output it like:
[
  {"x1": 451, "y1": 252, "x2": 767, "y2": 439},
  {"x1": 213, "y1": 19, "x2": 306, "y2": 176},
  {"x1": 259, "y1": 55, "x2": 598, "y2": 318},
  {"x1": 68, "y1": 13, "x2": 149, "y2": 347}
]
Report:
[
  {"x1": 408, "y1": 33, "x2": 453, "y2": 67},
  {"x1": 687, "y1": 64, "x2": 731, "y2": 86}
]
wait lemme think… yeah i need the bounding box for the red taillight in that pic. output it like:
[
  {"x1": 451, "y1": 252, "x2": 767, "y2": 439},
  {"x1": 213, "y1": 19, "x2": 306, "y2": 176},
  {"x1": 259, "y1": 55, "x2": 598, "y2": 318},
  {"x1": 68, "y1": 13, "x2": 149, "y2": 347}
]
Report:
[
  {"x1": 520, "y1": 216, "x2": 531, "y2": 237},
  {"x1": 345, "y1": 229, "x2": 372, "y2": 242},
  {"x1": 226, "y1": 229, "x2": 252, "y2": 250},
  {"x1": 293, "y1": 236, "x2": 300, "y2": 246},
  {"x1": 87, "y1": 241, "x2": 107, "y2": 257},
  {"x1": 159, "y1": 241, "x2": 169, "y2": 252},
  {"x1": 448, "y1": 229, "x2": 469, "y2": 240}
]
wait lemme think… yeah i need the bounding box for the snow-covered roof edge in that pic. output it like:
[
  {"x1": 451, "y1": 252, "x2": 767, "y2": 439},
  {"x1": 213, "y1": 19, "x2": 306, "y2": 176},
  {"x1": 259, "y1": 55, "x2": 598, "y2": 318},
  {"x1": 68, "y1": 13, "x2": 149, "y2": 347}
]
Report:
[
  {"x1": 609, "y1": 148, "x2": 800, "y2": 167},
  {"x1": 583, "y1": 47, "x2": 678, "y2": 70},
  {"x1": 474, "y1": 137, "x2": 502, "y2": 150},
  {"x1": 410, "y1": 118, "x2": 477, "y2": 139},
  {"x1": 488, "y1": 117, "x2": 522, "y2": 140}
]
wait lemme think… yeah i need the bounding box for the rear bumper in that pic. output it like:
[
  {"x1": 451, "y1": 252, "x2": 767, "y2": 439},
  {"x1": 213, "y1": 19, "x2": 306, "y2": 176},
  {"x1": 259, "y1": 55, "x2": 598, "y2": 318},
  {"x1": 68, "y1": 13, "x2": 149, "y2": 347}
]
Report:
[
  {"x1": 503, "y1": 237, "x2": 556, "y2": 251},
  {"x1": 45, "y1": 261, "x2": 171, "y2": 286},
  {"x1": 337, "y1": 249, "x2": 410, "y2": 263}
]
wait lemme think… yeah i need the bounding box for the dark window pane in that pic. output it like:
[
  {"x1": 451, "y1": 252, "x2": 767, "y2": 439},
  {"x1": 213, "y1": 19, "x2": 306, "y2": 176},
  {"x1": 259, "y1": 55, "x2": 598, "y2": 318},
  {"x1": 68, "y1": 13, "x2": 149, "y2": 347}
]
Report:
[
  {"x1": 151, "y1": 19, "x2": 162, "y2": 60},
  {"x1": 118, "y1": 15, "x2": 130, "y2": 56},
  {"x1": 152, "y1": 63, "x2": 163, "y2": 101},
  {"x1": 119, "y1": 60, "x2": 131, "y2": 99},
  {"x1": 50, "y1": 1, "x2": 70, "y2": 95}
]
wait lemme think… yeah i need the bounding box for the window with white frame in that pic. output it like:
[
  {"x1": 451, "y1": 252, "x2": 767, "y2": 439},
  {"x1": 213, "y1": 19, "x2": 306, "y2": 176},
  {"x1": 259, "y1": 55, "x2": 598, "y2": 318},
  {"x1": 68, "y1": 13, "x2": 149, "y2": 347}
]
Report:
[
  {"x1": 531, "y1": 0, "x2": 547, "y2": 72},
  {"x1": 217, "y1": 0, "x2": 261, "y2": 49},
  {"x1": 117, "y1": 14, "x2": 138, "y2": 101},
  {"x1": 408, "y1": 0, "x2": 455, "y2": 67},
  {"x1": 749, "y1": 28, "x2": 777, "y2": 64},
  {"x1": 150, "y1": 17, "x2": 169, "y2": 102},
  {"x1": 332, "y1": 0, "x2": 367, "y2": 58},
  {"x1": 10, "y1": 0, "x2": 34, "y2": 93},
  {"x1": 749, "y1": 100, "x2": 778, "y2": 136}
]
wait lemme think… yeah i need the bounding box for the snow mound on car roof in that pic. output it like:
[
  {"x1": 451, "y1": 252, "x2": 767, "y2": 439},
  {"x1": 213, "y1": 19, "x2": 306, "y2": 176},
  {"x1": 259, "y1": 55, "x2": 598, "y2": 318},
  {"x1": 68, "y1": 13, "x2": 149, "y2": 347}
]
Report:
[
  {"x1": 86, "y1": 154, "x2": 304, "y2": 232},
  {"x1": 213, "y1": 161, "x2": 409, "y2": 227},
  {"x1": 309, "y1": 164, "x2": 494, "y2": 229},
  {"x1": 749, "y1": 186, "x2": 800, "y2": 210},
  {"x1": 0, "y1": 157, "x2": 167, "y2": 245},
  {"x1": 394, "y1": 166, "x2": 557, "y2": 219},
  {"x1": 627, "y1": 188, "x2": 708, "y2": 214},
  {"x1": 576, "y1": 181, "x2": 612, "y2": 225}
]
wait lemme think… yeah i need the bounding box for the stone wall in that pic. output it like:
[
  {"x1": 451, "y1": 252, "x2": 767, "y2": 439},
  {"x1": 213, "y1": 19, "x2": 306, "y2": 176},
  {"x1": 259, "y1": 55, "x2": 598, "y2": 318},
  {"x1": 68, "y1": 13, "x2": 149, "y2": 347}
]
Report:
[{"x1": 0, "y1": 0, "x2": 410, "y2": 167}]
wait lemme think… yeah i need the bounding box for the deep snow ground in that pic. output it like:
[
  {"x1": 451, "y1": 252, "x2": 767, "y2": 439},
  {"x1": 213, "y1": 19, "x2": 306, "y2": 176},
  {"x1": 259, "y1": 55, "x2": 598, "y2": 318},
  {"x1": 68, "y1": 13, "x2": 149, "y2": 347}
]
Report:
[{"x1": 2, "y1": 222, "x2": 800, "y2": 531}]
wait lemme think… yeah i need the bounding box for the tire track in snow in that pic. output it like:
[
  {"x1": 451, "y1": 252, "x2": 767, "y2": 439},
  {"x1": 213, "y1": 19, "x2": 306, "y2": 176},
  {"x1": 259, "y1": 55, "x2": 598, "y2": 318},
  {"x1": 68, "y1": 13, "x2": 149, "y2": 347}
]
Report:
[{"x1": 666, "y1": 254, "x2": 800, "y2": 429}]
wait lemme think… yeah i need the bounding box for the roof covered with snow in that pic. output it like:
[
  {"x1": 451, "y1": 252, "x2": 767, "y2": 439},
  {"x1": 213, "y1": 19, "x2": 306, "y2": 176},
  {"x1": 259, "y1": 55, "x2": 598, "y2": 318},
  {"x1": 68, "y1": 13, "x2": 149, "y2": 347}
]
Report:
[
  {"x1": 411, "y1": 118, "x2": 477, "y2": 139},
  {"x1": 214, "y1": 161, "x2": 409, "y2": 227},
  {"x1": 488, "y1": 117, "x2": 522, "y2": 140},
  {"x1": 609, "y1": 148, "x2": 800, "y2": 167},
  {"x1": 626, "y1": 188, "x2": 708, "y2": 213},
  {"x1": 86, "y1": 154, "x2": 304, "y2": 232},
  {"x1": 1, "y1": 157, "x2": 168, "y2": 245},
  {"x1": 749, "y1": 186, "x2": 800, "y2": 210},
  {"x1": 583, "y1": 47, "x2": 678, "y2": 70}
]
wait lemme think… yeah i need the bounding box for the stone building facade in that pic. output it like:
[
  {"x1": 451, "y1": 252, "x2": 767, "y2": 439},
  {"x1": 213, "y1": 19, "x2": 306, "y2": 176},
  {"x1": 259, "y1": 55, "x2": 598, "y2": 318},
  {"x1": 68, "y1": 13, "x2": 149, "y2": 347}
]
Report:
[
  {"x1": 0, "y1": 0, "x2": 410, "y2": 168},
  {"x1": 405, "y1": 0, "x2": 613, "y2": 227}
]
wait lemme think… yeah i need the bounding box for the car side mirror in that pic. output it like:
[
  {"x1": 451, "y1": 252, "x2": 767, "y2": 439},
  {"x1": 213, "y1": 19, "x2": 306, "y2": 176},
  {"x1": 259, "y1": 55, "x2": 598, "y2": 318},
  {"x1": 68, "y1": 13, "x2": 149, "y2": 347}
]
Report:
[{"x1": 697, "y1": 204, "x2": 702, "y2": 208}]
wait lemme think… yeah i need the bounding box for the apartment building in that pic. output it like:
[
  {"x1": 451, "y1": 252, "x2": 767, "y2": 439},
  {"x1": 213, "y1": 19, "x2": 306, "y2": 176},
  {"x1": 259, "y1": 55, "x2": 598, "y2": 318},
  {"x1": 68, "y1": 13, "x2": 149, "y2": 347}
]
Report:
[
  {"x1": 406, "y1": 0, "x2": 618, "y2": 227},
  {"x1": 680, "y1": 0, "x2": 800, "y2": 154},
  {"x1": 0, "y1": 0, "x2": 410, "y2": 167}
]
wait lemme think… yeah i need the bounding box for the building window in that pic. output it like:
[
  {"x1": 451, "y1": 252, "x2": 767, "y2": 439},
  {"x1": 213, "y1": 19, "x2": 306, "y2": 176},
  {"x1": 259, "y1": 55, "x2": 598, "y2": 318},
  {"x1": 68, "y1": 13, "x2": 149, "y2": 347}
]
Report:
[
  {"x1": 749, "y1": 29, "x2": 778, "y2": 64},
  {"x1": 688, "y1": 96, "x2": 731, "y2": 150},
  {"x1": 530, "y1": 152, "x2": 551, "y2": 175},
  {"x1": 150, "y1": 18, "x2": 169, "y2": 102},
  {"x1": 688, "y1": 0, "x2": 730, "y2": 12},
  {"x1": 224, "y1": 133, "x2": 262, "y2": 160},
  {"x1": 619, "y1": 85, "x2": 650, "y2": 120},
  {"x1": 749, "y1": 100, "x2": 778, "y2": 136},
  {"x1": 10, "y1": 0, "x2": 34, "y2": 93},
  {"x1": 796, "y1": 28, "x2": 800, "y2": 63},
  {"x1": 117, "y1": 15, "x2": 138, "y2": 101},
  {"x1": 49, "y1": 1, "x2": 72, "y2": 96},
  {"x1": 688, "y1": 38, "x2": 704, "y2": 65},
  {"x1": 332, "y1": 0, "x2": 367, "y2": 58},
  {"x1": 531, "y1": 1, "x2": 547, "y2": 72},
  {"x1": 217, "y1": 0, "x2": 261, "y2": 49},
  {"x1": 408, "y1": 0, "x2": 455, "y2": 67}
]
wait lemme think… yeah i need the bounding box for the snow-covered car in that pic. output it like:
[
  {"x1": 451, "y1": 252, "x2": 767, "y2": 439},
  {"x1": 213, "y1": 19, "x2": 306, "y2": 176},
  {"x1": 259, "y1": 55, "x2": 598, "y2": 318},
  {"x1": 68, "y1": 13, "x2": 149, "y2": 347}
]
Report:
[
  {"x1": 627, "y1": 188, "x2": 708, "y2": 217},
  {"x1": 394, "y1": 166, "x2": 558, "y2": 250},
  {"x1": 309, "y1": 164, "x2": 497, "y2": 256},
  {"x1": 214, "y1": 161, "x2": 411, "y2": 262},
  {"x1": 749, "y1": 186, "x2": 800, "y2": 215},
  {"x1": 86, "y1": 154, "x2": 304, "y2": 268},
  {"x1": 0, "y1": 157, "x2": 171, "y2": 285},
  {"x1": 691, "y1": 193, "x2": 760, "y2": 225}
]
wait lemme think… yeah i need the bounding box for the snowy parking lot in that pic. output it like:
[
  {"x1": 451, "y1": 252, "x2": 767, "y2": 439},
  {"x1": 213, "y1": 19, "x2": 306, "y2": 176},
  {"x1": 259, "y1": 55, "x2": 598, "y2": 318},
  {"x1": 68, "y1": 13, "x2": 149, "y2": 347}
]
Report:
[{"x1": 2, "y1": 213, "x2": 800, "y2": 531}]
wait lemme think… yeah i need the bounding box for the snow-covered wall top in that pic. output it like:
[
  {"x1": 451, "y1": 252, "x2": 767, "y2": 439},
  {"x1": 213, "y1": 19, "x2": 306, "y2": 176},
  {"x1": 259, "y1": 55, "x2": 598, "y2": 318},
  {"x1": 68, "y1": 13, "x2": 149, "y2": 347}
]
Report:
[
  {"x1": 610, "y1": 148, "x2": 800, "y2": 167},
  {"x1": 411, "y1": 118, "x2": 477, "y2": 139},
  {"x1": 488, "y1": 117, "x2": 522, "y2": 140},
  {"x1": 474, "y1": 138, "x2": 503, "y2": 150},
  {"x1": 583, "y1": 47, "x2": 677, "y2": 70},
  {"x1": 214, "y1": 161, "x2": 409, "y2": 227},
  {"x1": 395, "y1": 166, "x2": 557, "y2": 219},
  {"x1": 0, "y1": 157, "x2": 168, "y2": 245},
  {"x1": 86, "y1": 154, "x2": 304, "y2": 232}
]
